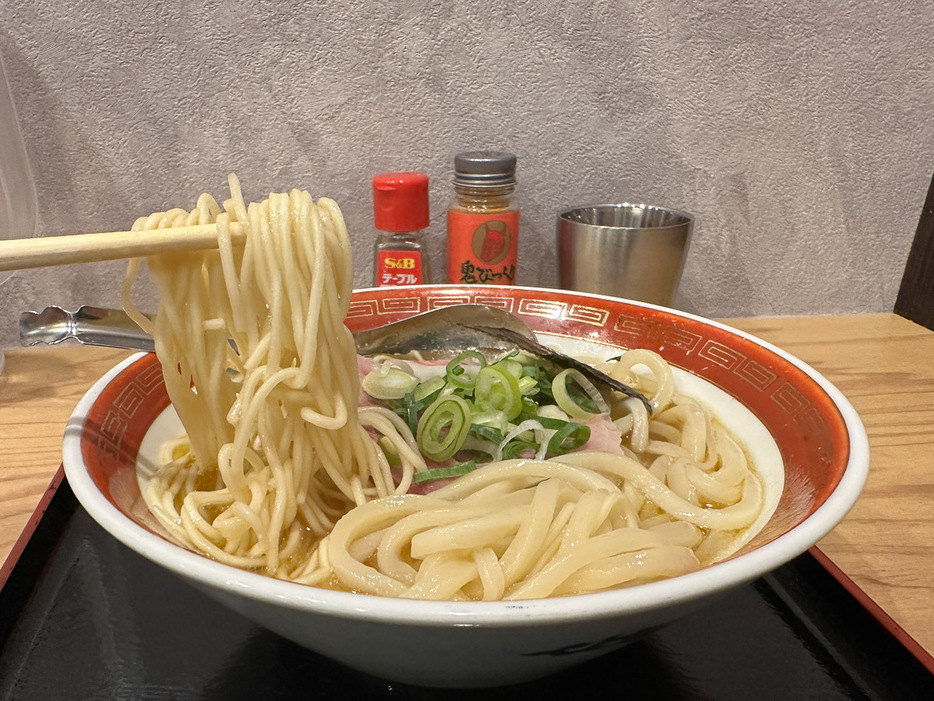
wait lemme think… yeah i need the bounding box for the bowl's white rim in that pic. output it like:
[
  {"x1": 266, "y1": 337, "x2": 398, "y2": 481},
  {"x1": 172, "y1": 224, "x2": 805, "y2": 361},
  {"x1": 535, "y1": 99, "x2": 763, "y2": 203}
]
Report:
[{"x1": 62, "y1": 291, "x2": 870, "y2": 627}]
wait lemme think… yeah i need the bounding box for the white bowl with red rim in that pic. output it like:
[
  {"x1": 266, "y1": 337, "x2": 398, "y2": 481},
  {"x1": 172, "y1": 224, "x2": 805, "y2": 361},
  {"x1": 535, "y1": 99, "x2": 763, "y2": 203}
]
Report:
[{"x1": 62, "y1": 285, "x2": 868, "y2": 688}]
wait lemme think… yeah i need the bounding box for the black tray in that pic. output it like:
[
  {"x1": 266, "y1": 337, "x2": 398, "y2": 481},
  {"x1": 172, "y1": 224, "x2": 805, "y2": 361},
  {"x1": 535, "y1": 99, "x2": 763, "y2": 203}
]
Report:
[{"x1": 1, "y1": 472, "x2": 932, "y2": 700}]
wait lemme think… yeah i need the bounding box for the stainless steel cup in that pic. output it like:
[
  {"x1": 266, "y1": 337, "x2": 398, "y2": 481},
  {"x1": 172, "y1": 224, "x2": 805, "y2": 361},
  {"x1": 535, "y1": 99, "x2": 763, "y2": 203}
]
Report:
[{"x1": 557, "y1": 203, "x2": 693, "y2": 307}]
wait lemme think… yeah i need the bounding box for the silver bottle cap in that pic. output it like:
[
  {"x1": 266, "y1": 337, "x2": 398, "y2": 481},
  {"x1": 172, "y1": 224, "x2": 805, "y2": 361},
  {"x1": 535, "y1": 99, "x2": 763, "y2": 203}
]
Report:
[{"x1": 453, "y1": 151, "x2": 517, "y2": 187}]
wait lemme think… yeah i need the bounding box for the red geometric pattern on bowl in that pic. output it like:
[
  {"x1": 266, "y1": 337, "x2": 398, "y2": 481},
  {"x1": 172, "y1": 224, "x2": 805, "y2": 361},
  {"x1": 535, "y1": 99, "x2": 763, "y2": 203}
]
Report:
[
  {"x1": 79, "y1": 353, "x2": 170, "y2": 525},
  {"x1": 79, "y1": 287, "x2": 849, "y2": 552}
]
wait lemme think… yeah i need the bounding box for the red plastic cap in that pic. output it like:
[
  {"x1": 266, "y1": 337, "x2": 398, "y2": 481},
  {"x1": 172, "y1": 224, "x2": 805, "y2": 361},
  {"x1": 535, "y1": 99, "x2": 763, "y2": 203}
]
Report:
[{"x1": 372, "y1": 172, "x2": 430, "y2": 232}]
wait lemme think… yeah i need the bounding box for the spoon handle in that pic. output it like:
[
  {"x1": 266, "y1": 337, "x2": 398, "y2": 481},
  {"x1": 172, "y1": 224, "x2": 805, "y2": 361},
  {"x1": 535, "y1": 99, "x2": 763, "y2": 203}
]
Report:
[{"x1": 19, "y1": 306, "x2": 155, "y2": 352}]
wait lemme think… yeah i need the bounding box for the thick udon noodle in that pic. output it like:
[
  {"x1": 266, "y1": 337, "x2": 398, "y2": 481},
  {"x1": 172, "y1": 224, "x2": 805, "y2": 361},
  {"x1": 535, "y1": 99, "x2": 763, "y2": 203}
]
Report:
[{"x1": 123, "y1": 176, "x2": 762, "y2": 601}]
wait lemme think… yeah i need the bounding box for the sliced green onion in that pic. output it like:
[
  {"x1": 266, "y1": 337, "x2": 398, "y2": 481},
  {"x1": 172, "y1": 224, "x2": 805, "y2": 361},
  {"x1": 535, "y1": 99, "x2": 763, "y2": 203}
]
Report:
[
  {"x1": 405, "y1": 396, "x2": 421, "y2": 434},
  {"x1": 552, "y1": 368, "x2": 609, "y2": 419},
  {"x1": 536, "y1": 416, "x2": 566, "y2": 430},
  {"x1": 417, "y1": 394, "x2": 472, "y2": 461},
  {"x1": 473, "y1": 366, "x2": 522, "y2": 420},
  {"x1": 517, "y1": 375, "x2": 538, "y2": 395},
  {"x1": 501, "y1": 439, "x2": 539, "y2": 459},
  {"x1": 536, "y1": 404, "x2": 569, "y2": 423},
  {"x1": 470, "y1": 423, "x2": 505, "y2": 443},
  {"x1": 470, "y1": 409, "x2": 508, "y2": 432},
  {"x1": 459, "y1": 436, "x2": 498, "y2": 459},
  {"x1": 413, "y1": 460, "x2": 478, "y2": 484},
  {"x1": 445, "y1": 351, "x2": 487, "y2": 389},
  {"x1": 496, "y1": 419, "x2": 544, "y2": 461},
  {"x1": 536, "y1": 373, "x2": 555, "y2": 400},
  {"x1": 361, "y1": 364, "x2": 419, "y2": 400},
  {"x1": 546, "y1": 421, "x2": 591, "y2": 456},
  {"x1": 520, "y1": 363, "x2": 539, "y2": 377},
  {"x1": 389, "y1": 390, "x2": 429, "y2": 435},
  {"x1": 496, "y1": 358, "x2": 523, "y2": 378},
  {"x1": 413, "y1": 375, "x2": 446, "y2": 402}
]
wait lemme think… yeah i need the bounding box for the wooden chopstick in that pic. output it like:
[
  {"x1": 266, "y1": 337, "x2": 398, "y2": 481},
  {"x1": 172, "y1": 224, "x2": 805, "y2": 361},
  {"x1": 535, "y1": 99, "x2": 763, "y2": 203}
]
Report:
[{"x1": 0, "y1": 222, "x2": 246, "y2": 272}]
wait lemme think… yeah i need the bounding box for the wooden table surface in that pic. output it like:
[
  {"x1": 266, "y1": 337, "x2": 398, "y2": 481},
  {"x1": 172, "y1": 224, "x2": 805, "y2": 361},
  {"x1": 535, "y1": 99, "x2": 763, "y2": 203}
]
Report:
[{"x1": 1, "y1": 312, "x2": 933, "y2": 659}]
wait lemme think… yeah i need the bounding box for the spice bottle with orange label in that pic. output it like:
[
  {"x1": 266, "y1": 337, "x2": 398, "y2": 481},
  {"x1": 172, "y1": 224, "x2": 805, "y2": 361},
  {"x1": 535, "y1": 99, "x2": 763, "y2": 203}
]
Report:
[
  {"x1": 372, "y1": 172, "x2": 431, "y2": 287},
  {"x1": 446, "y1": 151, "x2": 518, "y2": 285}
]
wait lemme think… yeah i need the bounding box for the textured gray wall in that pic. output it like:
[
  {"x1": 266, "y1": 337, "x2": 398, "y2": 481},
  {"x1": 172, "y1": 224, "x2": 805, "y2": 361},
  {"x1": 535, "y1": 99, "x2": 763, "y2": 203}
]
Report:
[{"x1": 0, "y1": 0, "x2": 932, "y2": 350}]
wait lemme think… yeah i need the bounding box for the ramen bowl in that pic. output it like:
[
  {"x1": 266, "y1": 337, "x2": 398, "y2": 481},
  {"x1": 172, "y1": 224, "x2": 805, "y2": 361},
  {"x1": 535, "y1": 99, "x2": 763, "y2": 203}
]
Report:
[{"x1": 62, "y1": 285, "x2": 868, "y2": 688}]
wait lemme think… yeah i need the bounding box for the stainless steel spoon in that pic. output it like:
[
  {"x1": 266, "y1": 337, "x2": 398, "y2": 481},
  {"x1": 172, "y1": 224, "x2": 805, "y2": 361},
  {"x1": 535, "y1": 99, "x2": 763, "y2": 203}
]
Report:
[
  {"x1": 18, "y1": 304, "x2": 535, "y2": 355},
  {"x1": 19, "y1": 303, "x2": 650, "y2": 409}
]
